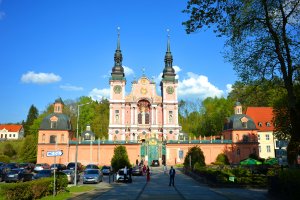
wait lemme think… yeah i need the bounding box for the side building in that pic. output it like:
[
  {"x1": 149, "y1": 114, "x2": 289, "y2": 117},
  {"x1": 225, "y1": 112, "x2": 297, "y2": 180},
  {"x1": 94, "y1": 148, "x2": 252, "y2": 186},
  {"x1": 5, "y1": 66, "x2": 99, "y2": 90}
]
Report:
[{"x1": 0, "y1": 124, "x2": 24, "y2": 140}]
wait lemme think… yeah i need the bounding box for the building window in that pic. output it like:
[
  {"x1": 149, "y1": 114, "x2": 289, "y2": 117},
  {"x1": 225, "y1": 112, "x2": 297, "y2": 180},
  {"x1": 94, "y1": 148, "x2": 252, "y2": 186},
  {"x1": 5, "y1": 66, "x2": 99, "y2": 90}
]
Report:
[
  {"x1": 41, "y1": 150, "x2": 44, "y2": 158},
  {"x1": 61, "y1": 134, "x2": 64, "y2": 143},
  {"x1": 237, "y1": 148, "x2": 240, "y2": 155},
  {"x1": 145, "y1": 113, "x2": 150, "y2": 124},
  {"x1": 13, "y1": 134, "x2": 15, "y2": 138},
  {"x1": 267, "y1": 145, "x2": 271, "y2": 153},
  {"x1": 266, "y1": 122, "x2": 271, "y2": 127},
  {"x1": 258, "y1": 134, "x2": 260, "y2": 140},
  {"x1": 51, "y1": 121, "x2": 57, "y2": 129},
  {"x1": 42, "y1": 134, "x2": 45, "y2": 143},
  {"x1": 243, "y1": 135, "x2": 249, "y2": 142},
  {"x1": 0, "y1": 134, "x2": 2, "y2": 138},
  {"x1": 84, "y1": 133, "x2": 91, "y2": 140},
  {"x1": 259, "y1": 146, "x2": 261, "y2": 153},
  {"x1": 242, "y1": 122, "x2": 247, "y2": 128},
  {"x1": 266, "y1": 134, "x2": 270, "y2": 140},
  {"x1": 258, "y1": 122, "x2": 262, "y2": 127},
  {"x1": 50, "y1": 135, "x2": 57, "y2": 144},
  {"x1": 115, "y1": 110, "x2": 119, "y2": 123},
  {"x1": 169, "y1": 111, "x2": 173, "y2": 123}
]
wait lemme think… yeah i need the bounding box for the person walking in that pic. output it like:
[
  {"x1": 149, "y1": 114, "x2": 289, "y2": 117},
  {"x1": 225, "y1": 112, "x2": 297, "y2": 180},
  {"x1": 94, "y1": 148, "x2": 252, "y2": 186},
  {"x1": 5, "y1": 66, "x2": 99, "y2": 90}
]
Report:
[
  {"x1": 146, "y1": 166, "x2": 150, "y2": 182},
  {"x1": 169, "y1": 166, "x2": 176, "y2": 186},
  {"x1": 124, "y1": 166, "x2": 128, "y2": 183},
  {"x1": 163, "y1": 164, "x2": 167, "y2": 174}
]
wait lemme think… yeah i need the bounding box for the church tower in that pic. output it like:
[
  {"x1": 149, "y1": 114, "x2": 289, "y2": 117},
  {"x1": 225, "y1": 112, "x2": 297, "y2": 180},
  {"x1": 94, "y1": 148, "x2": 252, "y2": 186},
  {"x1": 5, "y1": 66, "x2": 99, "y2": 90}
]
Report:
[
  {"x1": 160, "y1": 31, "x2": 181, "y2": 140},
  {"x1": 108, "y1": 28, "x2": 126, "y2": 141}
]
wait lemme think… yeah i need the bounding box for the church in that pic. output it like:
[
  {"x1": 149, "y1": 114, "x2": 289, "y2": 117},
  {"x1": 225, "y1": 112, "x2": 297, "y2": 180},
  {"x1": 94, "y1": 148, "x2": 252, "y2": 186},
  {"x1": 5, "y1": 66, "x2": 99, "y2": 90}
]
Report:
[
  {"x1": 36, "y1": 32, "x2": 259, "y2": 166},
  {"x1": 108, "y1": 31, "x2": 181, "y2": 143}
]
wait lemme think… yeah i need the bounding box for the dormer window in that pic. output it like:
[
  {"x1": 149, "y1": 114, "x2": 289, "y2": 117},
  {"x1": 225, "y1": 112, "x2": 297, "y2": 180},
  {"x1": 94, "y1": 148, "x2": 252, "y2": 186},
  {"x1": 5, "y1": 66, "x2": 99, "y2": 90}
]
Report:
[
  {"x1": 242, "y1": 122, "x2": 247, "y2": 128},
  {"x1": 51, "y1": 121, "x2": 57, "y2": 129},
  {"x1": 258, "y1": 122, "x2": 262, "y2": 127},
  {"x1": 84, "y1": 133, "x2": 91, "y2": 140},
  {"x1": 266, "y1": 122, "x2": 271, "y2": 127}
]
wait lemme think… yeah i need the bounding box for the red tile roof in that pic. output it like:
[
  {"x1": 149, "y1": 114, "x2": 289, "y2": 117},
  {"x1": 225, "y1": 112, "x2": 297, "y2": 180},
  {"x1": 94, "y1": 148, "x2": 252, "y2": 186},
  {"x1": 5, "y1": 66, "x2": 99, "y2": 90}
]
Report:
[
  {"x1": 245, "y1": 107, "x2": 274, "y2": 131},
  {"x1": 0, "y1": 124, "x2": 23, "y2": 132}
]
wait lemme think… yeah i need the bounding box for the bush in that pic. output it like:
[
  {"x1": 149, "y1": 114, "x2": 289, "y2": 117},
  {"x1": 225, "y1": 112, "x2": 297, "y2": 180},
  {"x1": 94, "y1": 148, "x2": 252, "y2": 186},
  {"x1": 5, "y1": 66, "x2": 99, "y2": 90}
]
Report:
[
  {"x1": 184, "y1": 146, "x2": 205, "y2": 169},
  {"x1": 269, "y1": 169, "x2": 300, "y2": 199},
  {"x1": 214, "y1": 153, "x2": 229, "y2": 165},
  {"x1": 0, "y1": 155, "x2": 10, "y2": 163},
  {"x1": 0, "y1": 174, "x2": 68, "y2": 200}
]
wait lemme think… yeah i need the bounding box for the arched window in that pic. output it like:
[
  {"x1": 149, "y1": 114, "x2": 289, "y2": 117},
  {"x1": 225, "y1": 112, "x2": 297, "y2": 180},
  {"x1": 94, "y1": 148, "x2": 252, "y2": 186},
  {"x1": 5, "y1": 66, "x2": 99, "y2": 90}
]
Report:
[
  {"x1": 115, "y1": 110, "x2": 119, "y2": 123},
  {"x1": 169, "y1": 111, "x2": 173, "y2": 123},
  {"x1": 42, "y1": 134, "x2": 46, "y2": 143},
  {"x1": 49, "y1": 135, "x2": 57, "y2": 144},
  {"x1": 84, "y1": 133, "x2": 91, "y2": 140},
  {"x1": 145, "y1": 113, "x2": 150, "y2": 124}
]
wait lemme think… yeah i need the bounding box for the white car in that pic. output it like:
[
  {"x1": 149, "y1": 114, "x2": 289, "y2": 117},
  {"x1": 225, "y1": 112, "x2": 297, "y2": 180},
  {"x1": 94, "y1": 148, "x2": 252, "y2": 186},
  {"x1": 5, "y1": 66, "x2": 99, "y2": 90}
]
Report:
[{"x1": 116, "y1": 168, "x2": 125, "y2": 182}]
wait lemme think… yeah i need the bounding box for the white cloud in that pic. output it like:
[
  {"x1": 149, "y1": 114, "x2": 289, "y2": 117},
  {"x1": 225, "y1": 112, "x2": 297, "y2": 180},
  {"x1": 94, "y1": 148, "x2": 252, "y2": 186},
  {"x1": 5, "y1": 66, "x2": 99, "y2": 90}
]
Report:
[
  {"x1": 59, "y1": 84, "x2": 83, "y2": 91},
  {"x1": 88, "y1": 88, "x2": 110, "y2": 101},
  {"x1": 225, "y1": 84, "x2": 233, "y2": 94},
  {"x1": 124, "y1": 66, "x2": 134, "y2": 76},
  {"x1": 21, "y1": 71, "x2": 61, "y2": 84},
  {"x1": 178, "y1": 72, "x2": 224, "y2": 99}
]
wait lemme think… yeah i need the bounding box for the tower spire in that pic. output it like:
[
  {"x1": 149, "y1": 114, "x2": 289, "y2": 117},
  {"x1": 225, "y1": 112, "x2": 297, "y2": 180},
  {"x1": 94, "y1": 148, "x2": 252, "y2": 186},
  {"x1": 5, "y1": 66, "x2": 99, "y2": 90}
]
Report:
[
  {"x1": 111, "y1": 27, "x2": 125, "y2": 79},
  {"x1": 162, "y1": 29, "x2": 176, "y2": 81}
]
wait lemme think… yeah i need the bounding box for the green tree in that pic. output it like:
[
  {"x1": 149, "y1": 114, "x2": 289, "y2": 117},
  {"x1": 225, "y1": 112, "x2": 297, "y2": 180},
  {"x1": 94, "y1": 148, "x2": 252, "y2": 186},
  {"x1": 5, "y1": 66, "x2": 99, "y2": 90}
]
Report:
[
  {"x1": 215, "y1": 153, "x2": 229, "y2": 165},
  {"x1": 199, "y1": 97, "x2": 234, "y2": 136},
  {"x1": 111, "y1": 145, "x2": 131, "y2": 172},
  {"x1": 183, "y1": 0, "x2": 300, "y2": 164},
  {"x1": 3, "y1": 143, "x2": 16, "y2": 158},
  {"x1": 24, "y1": 105, "x2": 39, "y2": 136},
  {"x1": 184, "y1": 146, "x2": 205, "y2": 169},
  {"x1": 19, "y1": 134, "x2": 37, "y2": 163}
]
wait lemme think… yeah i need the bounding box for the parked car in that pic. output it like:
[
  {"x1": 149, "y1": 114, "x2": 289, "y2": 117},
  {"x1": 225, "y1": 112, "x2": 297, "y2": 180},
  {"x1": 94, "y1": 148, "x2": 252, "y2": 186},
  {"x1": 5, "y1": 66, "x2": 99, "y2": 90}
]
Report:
[
  {"x1": 151, "y1": 160, "x2": 160, "y2": 167},
  {"x1": 101, "y1": 166, "x2": 112, "y2": 175},
  {"x1": 4, "y1": 168, "x2": 33, "y2": 183},
  {"x1": 33, "y1": 169, "x2": 53, "y2": 179},
  {"x1": 116, "y1": 168, "x2": 125, "y2": 182},
  {"x1": 6, "y1": 163, "x2": 19, "y2": 170},
  {"x1": 83, "y1": 169, "x2": 103, "y2": 184},
  {"x1": 85, "y1": 164, "x2": 99, "y2": 170},
  {"x1": 0, "y1": 166, "x2": 10, "y2": 182},
  {"x1": 50, "y1": 163, "x2": 66, "y2": 171},
  {"x1": 132, "y1": 166, "x2": 143, "y2": 176},
  {"x1": 0, "y1": 162, "x2": 6, "y2": 167},
  {"x1": 34, "y1": 163, "x2": 50, "y2": 172},
  {"x1": 62, "y1": 169, "x2": 80, "y2": 184},
  {"x1": 19, "y1": 163, "x2": 35, "y2": 172},
  {"x1": 67, "y1": 162, "x2": 83, "y2": 172}
]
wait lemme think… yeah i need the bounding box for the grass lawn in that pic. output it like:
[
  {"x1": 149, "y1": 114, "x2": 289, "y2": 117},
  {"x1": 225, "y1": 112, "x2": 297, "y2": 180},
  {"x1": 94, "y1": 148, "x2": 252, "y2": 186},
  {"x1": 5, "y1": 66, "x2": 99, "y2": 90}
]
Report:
[{"x1": 40, "y1": 185, "x2": 97, "y2": 200}]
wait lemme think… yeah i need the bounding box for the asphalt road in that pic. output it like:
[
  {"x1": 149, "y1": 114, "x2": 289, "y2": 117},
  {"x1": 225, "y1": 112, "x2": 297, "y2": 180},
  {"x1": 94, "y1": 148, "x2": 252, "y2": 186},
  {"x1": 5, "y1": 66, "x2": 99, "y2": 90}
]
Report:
[{"x1": 70, "y1": 167, "x2": 272, "y2": 200}]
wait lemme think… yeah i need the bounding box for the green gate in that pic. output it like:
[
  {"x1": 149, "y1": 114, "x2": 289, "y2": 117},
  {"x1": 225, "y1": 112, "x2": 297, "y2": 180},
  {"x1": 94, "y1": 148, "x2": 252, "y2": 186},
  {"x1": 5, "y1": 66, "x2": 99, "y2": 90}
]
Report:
[{"x1": 140, "y1": 137, "x2": 166, "y2": 165}]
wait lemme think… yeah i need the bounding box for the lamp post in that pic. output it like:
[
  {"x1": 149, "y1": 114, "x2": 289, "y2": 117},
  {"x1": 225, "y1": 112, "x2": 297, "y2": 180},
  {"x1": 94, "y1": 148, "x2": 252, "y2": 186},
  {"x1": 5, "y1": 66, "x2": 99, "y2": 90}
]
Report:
[{"x1": 74, "y1": 102, "x2": 91, "y2": 186}]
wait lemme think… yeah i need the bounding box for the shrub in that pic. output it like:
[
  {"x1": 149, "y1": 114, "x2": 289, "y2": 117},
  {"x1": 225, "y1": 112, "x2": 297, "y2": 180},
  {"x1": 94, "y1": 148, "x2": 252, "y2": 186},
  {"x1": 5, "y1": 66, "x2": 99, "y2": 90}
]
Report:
[
  {"x1": 0, "y1": 155, "x2": 10, "y2": 163},
  {"x1": 214, "y1": 153, "x2": 229, "y2": 165},
  {"x1": 184, "y1": 146, "x2": 205, "y2": 170}
]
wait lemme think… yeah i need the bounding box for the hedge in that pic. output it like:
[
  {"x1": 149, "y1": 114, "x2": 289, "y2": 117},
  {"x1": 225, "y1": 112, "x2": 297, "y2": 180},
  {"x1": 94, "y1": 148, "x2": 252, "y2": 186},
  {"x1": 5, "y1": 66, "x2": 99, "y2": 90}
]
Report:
[{"x1": 0, "y1": 173, "x2": 68, "y2": 200}]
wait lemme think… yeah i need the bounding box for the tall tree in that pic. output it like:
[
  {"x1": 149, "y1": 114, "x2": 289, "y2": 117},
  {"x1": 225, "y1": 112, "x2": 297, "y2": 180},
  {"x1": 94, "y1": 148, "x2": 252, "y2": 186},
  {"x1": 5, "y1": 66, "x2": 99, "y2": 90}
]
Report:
[
  {"x1": 24, "y1": 105, "x2": 39, "y2": 136},
  {"x1": 111, "y1": 145, "x2": 131, "y2": 171},
  {"x1": 183, "y1": 0, "x2": 300, "y2": 164}
]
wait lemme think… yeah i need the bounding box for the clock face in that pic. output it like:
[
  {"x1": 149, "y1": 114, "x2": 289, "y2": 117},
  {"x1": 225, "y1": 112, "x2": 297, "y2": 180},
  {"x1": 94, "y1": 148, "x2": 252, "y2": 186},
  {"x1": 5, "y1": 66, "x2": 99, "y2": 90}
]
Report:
[
  {"x1": 140, "y1": 87, "x2": 147, "y2": 95},
  {"x1": 166, "y1": 86, "x2": 174, "y2": 94},
  {"x1": 113, "y1": 85, "x2": 122, "y2": 94}
]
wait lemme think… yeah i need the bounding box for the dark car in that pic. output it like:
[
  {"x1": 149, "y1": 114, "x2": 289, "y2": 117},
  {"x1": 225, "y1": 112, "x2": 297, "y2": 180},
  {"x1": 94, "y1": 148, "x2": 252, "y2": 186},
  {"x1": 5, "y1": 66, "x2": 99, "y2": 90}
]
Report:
[
  {"x1": 33, "y1": 169, "x2": 53, "y2": 180},
  {"x1": 67, "y1": 162, "x2": 83, "y2": 172},
  {"x1": 151, "y1": 160, "x2": 160, "y2": 167},
  {"x1": 132, "y1": 166, "x2": 143, "y2": 176},
  {"x1": 6, "y1": 163, "x2": 19, "y2": 170},
  {"x1": 85, "y1": 164, "x2": 99, "y2": 170},
  {"x1": 0, "y1": 166, "x2": 9, "y2": 182},
  {"x1": 101, "y1": 166, "x2": 112, "y2": 175},
  {"x1": 4, "y1": 168, "x2": 33, "y2": 182},
  {"x1": 19, "y1": 163, "x2": 35, "y2": 172},
  {"x1": 50, "y1": 163, "x2": 67, "y2": 171}
]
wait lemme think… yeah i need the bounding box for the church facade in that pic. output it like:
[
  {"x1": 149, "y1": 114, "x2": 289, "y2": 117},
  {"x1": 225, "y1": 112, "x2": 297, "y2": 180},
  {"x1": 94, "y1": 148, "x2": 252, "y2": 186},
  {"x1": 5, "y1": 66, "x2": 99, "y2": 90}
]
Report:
[
  {"x1": 108, "y1": 32, "x2": 181, "y2": 143},
  {"x1": 36, "y1": 33, "x2": 259, "y2": 167}
]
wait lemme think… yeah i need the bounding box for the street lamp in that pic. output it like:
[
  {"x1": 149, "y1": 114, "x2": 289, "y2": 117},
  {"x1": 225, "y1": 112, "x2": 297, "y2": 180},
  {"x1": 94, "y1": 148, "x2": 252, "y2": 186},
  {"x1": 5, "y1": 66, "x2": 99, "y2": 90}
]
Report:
[{"x1": 74, "y1": 102, "x2": 91, "y2": 186}]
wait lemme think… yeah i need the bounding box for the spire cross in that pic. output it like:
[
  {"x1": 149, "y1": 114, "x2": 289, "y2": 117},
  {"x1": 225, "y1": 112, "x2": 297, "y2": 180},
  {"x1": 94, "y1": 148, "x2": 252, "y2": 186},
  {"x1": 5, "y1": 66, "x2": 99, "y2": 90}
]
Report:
[
  {"x1": 117, "y1": 27, "x2": 121, "y2": 50},
  {"x1": 142, "y1": 67, "x2": 146, "y2": 76},
  {"x1": 167, "y1": 29, "x2": 170, "y2": 52}
]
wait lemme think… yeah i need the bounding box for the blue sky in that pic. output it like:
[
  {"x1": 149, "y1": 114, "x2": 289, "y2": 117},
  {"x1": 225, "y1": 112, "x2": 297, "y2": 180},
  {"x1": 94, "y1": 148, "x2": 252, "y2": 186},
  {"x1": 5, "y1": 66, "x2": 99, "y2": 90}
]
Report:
[{"x1": 0, "y1": 0, "x2": 237, "y2": 123}]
